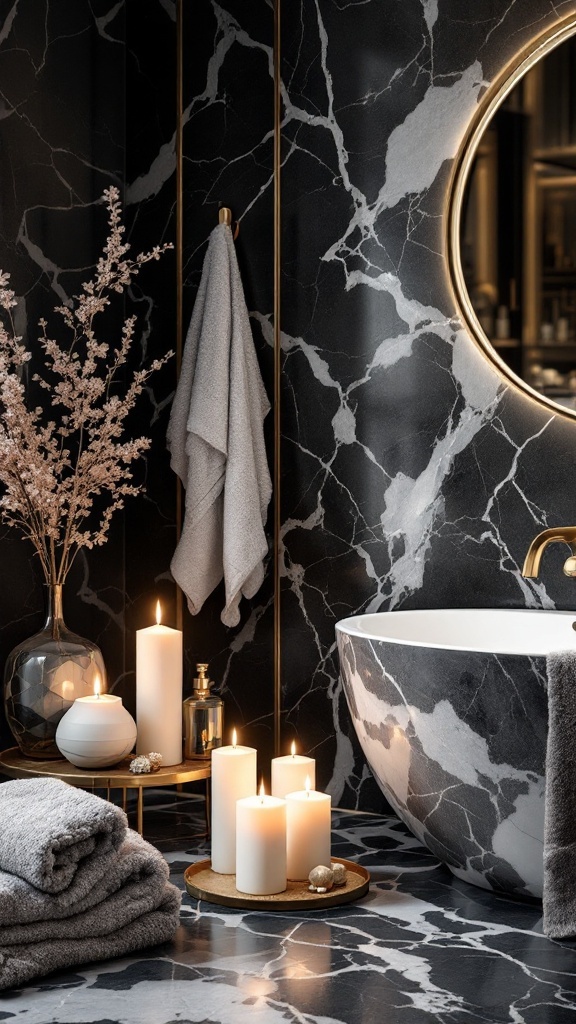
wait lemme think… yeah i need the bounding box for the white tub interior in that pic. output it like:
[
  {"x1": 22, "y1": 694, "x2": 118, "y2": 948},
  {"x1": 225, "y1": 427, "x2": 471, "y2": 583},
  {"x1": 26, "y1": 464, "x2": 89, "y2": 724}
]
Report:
[{"x1": 336, "y1": 608, "x2": 576, "y2": 656}]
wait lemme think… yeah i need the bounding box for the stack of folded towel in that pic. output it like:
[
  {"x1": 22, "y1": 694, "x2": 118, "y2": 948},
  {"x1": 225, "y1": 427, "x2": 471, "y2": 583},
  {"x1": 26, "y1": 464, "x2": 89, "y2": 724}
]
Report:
[{"x1": 0, "y1": 777, "x2": 181, "y2": 990}]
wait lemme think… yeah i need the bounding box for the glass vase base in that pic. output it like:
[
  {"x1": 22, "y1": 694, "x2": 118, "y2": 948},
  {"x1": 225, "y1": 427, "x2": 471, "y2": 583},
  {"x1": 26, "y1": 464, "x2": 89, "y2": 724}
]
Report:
[{"x1": 4, "y1": 586, "x2": 106, "y2": 759}]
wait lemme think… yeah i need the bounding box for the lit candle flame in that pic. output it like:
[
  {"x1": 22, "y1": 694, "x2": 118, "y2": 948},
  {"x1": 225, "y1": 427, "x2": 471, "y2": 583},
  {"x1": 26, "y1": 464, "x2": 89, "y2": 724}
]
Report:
[
  {"x1": 259, "y1": 780, "x2": 265, "y2": 803},
  {"x1": 305, "y1": 775, "x2": 311, "y2": 797},
  {"x1": 291, "y1": 740, "x2": 296, "y2": 758},
  {"x1": 232, "y1": 728, "x2": 237, "y2": 748},
  {"x1": 155, "y1": 600, "x2": 162, "y2": 626},
  {"x1": 94, "y1": 674, "x2": 101, "y2": 700}
]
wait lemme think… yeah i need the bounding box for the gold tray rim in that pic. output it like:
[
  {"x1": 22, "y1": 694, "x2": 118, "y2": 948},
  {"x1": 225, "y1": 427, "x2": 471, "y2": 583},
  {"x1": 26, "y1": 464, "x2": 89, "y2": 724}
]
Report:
[{"x1": 184, "y1": 856, "x2": 370, "y2": 911}]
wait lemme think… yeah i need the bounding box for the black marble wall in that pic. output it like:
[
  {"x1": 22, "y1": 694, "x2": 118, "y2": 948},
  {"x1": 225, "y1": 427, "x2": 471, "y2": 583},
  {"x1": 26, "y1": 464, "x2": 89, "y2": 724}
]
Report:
[
  {"x1": 124, "y1": 0, "x2": 179, "y2": 712},
  {"x1": 0, "y1": 0, "x2": 276, "y2": 765},
  {"x1": 179, "y1": 0, "x2": 275, "y2": 762},
  {"x1": 0, "y1": 0, "x2": 179, "y2": 744},
  {"x1": 181, "y1": 0, "x2": 576, "y2": 813},
  {"x1": 0, "y1": 0, "x2": 130, "y2": 750},
  {"x1": 4, "y1": 0, "x2": 576, "y2": 816},
  {"x1": 279, "y1": 0, "x2": 576, "y2": 811}
]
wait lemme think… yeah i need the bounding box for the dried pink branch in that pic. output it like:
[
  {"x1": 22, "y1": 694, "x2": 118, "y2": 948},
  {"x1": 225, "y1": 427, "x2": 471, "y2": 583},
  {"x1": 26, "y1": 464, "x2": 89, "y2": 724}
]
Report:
[{"x1": 0, "y1": 187, "x2": 174, "y2": 585}]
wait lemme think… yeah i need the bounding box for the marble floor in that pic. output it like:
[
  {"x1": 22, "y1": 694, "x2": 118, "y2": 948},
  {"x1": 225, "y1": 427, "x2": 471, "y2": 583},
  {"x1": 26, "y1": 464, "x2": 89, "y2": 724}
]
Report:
[{"x1": 2, "y1": 789, "x2": 576, "y2": 1024}]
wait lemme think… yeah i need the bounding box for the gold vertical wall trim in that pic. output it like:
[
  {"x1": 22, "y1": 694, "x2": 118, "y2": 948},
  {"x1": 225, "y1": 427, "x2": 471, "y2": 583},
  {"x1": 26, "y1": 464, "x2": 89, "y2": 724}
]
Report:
[
  {"x1": 175, "y1": 0, "x2": 184, "y2": 632},
  {"x1": 273, "y1": 0, "x2": 282, "y2": 757}
]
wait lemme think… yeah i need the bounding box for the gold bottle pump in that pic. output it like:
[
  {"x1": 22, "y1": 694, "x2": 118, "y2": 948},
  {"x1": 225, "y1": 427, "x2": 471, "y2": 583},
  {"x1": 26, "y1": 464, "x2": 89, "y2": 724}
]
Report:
[{"x1": 193, "y1": 663, "x2": 211, "y2": 697}]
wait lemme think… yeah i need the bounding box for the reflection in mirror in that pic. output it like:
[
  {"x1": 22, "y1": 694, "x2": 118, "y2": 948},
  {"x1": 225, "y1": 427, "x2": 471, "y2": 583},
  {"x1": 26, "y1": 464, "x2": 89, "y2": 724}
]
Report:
[{"x1": 460, "y1": 32, "x2": 576, "y2": 412}]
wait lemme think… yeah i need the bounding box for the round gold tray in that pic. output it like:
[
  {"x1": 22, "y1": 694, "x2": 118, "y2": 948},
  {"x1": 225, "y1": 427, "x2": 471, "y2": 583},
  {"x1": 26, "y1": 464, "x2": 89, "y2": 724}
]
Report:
[{"x1": 184, "y1": 857, "x2": 370, "y2": 911}]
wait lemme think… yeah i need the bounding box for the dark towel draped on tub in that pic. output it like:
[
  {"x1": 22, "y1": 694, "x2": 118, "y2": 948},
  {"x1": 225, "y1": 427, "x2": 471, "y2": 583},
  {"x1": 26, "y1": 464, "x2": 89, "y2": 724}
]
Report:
[{"x1": 544, "y1": 650, "x2": 576, "y2": 938}]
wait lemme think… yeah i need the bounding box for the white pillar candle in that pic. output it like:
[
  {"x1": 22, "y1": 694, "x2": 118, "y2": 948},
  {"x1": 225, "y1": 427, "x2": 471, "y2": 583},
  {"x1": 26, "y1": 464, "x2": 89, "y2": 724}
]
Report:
[
  {"x1": 271, "y1": 741, "x2": 315, "y2": 798},
  {"x1": 211, "y1": 730, "x2": 257, "y2": 874},
  {"x1": 236, "y1": 784, "x2": 287, "y2": 895},
  {"x1": 136, "y1": 600, "x2": 183, "y2": 766},
  {"x1": 286, "y1": 778, "x2": 331, "y2": 880}
]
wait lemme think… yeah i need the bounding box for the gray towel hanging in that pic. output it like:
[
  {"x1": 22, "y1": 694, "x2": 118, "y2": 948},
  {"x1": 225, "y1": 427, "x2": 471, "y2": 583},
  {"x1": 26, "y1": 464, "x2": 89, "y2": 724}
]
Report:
[{"x1": 167, "y1": 221, "x2": 272, "y2": 627}]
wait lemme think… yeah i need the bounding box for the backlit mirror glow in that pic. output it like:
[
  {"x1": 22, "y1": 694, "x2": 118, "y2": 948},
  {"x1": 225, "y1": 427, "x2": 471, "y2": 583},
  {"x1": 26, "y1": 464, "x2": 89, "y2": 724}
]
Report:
[{"x1": 451, "y1": 16, "x2": 576, "y2": 418}]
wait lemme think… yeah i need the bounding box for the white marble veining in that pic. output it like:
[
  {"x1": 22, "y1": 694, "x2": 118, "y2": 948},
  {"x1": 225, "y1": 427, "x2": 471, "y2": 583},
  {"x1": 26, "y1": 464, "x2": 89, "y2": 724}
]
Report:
[
  {"x1": 3, "y1": 796, "x2": 575, "y2": 1024},
  {"x1": 337, "y1": 613, "x2": 551, "y2": 897},
  {"x1": 4, "y1": 0, "x2": 576, "y2": 830},
  {"x1": 275, "y1": 0, "x2": 576, "y2": 812}
]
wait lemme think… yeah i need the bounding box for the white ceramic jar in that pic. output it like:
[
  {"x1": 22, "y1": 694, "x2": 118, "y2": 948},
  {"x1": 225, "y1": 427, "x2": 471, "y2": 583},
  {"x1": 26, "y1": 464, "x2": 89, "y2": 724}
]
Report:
[{"x1": 56, "y1": 693, "x2": 137, "y2": 768}]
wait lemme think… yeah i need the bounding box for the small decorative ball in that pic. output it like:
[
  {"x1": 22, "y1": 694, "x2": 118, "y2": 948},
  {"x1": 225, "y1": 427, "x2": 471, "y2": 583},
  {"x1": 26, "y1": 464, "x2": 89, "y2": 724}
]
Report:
[
  {"x1": 308, "y1": 865, "x2": 334, "y2": 892},
  {"x1": 129, "y1": 751, "x2": 163, "y2": 774},
  {"x1": 332, "y1": 862, "x2": 347, "y2": 886}
]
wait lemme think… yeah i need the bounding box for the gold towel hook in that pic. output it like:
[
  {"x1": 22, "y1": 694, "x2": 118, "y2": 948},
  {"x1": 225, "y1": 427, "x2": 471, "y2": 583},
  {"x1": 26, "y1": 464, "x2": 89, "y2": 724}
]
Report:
[{"x1": 218, "y1": 206, "x2": 239, "y2": 240}]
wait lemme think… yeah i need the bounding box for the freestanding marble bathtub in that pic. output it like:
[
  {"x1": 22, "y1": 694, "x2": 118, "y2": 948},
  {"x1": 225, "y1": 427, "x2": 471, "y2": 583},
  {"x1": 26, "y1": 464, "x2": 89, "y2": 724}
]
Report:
[{"x1": 336, "y1": 608, "x2": 576, "y2": 899}]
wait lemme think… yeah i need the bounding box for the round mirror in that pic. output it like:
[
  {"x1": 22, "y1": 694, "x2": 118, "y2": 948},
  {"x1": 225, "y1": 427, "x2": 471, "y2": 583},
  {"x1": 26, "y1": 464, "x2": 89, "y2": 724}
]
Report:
[{"x1": 449, "y1": 15, "x2": 576, "y2": 418}]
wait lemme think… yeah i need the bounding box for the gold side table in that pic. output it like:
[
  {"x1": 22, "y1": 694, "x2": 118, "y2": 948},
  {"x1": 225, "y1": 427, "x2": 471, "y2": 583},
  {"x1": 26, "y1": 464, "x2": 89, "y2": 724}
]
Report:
[{"x1": 0, "y1": 747, "x2": 211, "y2": 836}]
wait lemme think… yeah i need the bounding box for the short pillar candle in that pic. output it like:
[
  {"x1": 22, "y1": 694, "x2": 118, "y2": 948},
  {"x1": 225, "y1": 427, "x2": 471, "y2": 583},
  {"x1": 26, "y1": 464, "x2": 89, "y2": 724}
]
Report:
[
  {"x1": 211, "y1": 730, "x2": 257, "y2": 874},
  {"x1": 136, "y1": 600, "x2": 183, "y2": 766},
  {"x1": 286, "y1": 779, "x2": 331, "y2": 880},
  {"x1": 236, "y1": 784, "x2": 287, "y2": 895},
  {"x1": 271, "y1": 741, "x2": 315, "y2": 799},
  {"x1": 56, "y1": 677, "x2": 137, "y2": 768}
]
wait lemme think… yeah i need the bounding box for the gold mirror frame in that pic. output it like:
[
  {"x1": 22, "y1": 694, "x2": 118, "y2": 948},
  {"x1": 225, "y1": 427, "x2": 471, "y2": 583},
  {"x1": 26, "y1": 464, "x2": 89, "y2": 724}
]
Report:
[{"x1": 448, "y1": 12, "x2": 576, "y2": 421}]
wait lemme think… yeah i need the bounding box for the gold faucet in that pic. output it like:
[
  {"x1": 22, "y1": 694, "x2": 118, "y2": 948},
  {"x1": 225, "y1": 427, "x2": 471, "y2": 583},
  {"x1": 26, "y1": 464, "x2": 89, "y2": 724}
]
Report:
[{"x1": 522, "y1": 527, "x2": 576, "y2": 578}]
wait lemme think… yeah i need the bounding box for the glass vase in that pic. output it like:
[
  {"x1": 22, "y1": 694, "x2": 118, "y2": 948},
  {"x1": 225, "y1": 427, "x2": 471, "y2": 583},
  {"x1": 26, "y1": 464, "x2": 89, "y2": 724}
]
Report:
[{"x1": 3, "y1": 583, "x2": 107, "y2": 759}]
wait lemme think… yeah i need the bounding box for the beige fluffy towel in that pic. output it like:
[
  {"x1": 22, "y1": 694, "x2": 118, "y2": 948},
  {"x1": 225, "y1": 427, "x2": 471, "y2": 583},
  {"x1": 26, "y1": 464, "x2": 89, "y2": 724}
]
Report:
[
  {"x1": 167, "y1": 222, "x2": 272, "y2": 627},
  {"x1": 0, "y1": 777, "x2": 126, "y2": 894}
]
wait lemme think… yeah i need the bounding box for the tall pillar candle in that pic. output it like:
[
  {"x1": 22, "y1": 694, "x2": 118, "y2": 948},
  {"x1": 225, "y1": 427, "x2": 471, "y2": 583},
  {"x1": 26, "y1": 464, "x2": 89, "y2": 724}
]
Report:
[
  {"x1": 211, "y1": 731, "x2": 257, "y2": 874},
  {"x1": 286, "y1": 781, "x2": 331, "y2": 880},
  {"x1": 236, "y1": 786, "x2": 287, "y2": 895},
  {"x1": 271, "y1": 741, "x2": 315, "y2": 799},
  {"x1": 136, "y1": 601, "x2": 183, "y2": 766}
]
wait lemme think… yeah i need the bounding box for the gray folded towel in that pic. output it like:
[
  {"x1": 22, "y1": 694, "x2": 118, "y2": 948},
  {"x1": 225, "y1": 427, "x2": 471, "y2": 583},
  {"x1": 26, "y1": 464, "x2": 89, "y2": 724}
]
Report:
[
  {"x1": 544, "y1": 650, "x2": 576, "y2": 937},
  {"x1": 0, "y1": 830, "x2": 168, "y2": 929},
  {"x1": 167, "y1": 221, "x2": 272, "y2": 627},
  {"x1": 0, "y1": 828, "x2": 182, "y2": 990},
  {"x1": 0, "y1": 882, "x2": 181, "y2": 991},
  {"x1": 0, "y1": 778, "x2": 127, "y2": 894}
]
